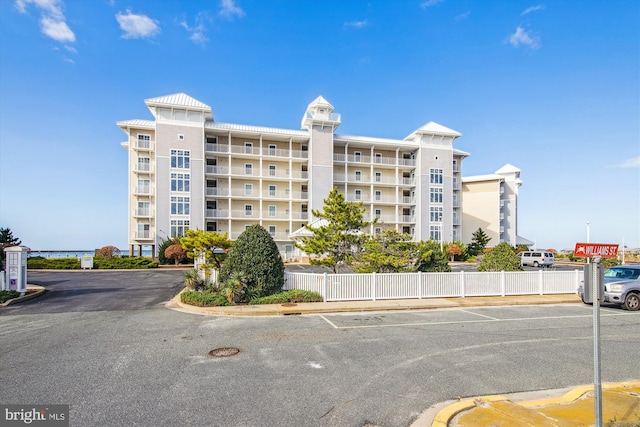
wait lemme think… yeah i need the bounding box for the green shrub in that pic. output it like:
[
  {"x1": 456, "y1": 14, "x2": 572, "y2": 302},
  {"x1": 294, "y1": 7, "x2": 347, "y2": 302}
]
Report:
[
  {"x1": 249, "y1": 289, "x2": 324, "y2": 305},
  {"x1": 0, "y1": 290, "x2": 21, "y2": 303},
  {"x1": 27, "y1": 257, "x2": 80, "y2": 269},
  {"x1": 27, "y1": 256, "x2": 158, "y2": 270},
  {"x1": 478, "y1": 242, "x2": 523, "y2": 272},
  {"x1": 180, "y1": 290, "x2": 231, "y2": 307},
  {"x1": 218, "y1": 225, "x2": 284, "y2": 300}
]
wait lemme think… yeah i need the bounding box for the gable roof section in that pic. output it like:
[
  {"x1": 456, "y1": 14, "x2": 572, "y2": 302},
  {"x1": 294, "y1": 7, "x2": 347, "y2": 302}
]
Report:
[
  {"x1": 495, "y1": 163, "x2": 521, "y2": 174},
  {"x1": 307, "y1": 96, "x2": 334, "y2": 110},
  {"x1": 145, "y1": 93, "x2": 211, "y2": 111},
  {"x1": 117, "y1": 119, "x2": 155, "y2": 130}
]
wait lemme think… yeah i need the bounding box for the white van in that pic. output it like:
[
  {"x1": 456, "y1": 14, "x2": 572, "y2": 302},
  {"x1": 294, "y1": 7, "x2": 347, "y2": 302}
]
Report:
[{"x1": 518, "y1": 251, "x2": 555, "y2": 268}]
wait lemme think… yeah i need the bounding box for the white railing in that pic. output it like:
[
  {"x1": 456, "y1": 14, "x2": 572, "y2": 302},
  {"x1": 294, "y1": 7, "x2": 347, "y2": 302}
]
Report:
[{"x1": 283, "y1": 270, "x2": 581, "y2": 302}]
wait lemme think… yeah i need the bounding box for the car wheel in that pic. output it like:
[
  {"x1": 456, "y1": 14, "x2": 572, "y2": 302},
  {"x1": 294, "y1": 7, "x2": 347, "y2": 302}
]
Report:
[
  {"x1": 533, "y1": 261, "x2": 539, "y2": 267},
  {"x1": 623, "y1": 292, "x2": 640, "y2": 311}
]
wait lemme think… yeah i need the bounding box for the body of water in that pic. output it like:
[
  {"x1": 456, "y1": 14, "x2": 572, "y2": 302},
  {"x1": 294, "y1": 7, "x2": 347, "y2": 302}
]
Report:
[{"x1": 29, "y1": 250, "x2": 153, "y2": 258}]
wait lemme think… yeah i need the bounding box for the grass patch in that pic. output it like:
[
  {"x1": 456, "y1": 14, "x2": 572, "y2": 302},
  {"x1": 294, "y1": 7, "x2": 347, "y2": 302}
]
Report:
[{"x1": 249, "y1": 289, "x2": 323, "y2": 305}]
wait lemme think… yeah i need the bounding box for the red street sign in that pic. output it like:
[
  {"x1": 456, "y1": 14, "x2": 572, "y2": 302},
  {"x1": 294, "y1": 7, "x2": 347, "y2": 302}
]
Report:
[{"x1": 574, "y1": 243, "x2": 619, "y2": 258}]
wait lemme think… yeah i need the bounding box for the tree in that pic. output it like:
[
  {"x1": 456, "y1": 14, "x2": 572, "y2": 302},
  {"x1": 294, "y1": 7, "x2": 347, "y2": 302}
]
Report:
[
  {"x1": 477, "y1": 242, "x2": 523, "y2": 271},
  {"x1": 468, "y1": 228, "x2": 491, "y2": 257},
  {"x1": 0, "y1": 227, "x2": 21, "y2": 265},
  {"x1": 218, "y1": 225, "x2": 284, "y2": 300},
  {"x1": 295, "y1": 187, "x2": 371, "y2": 273},
  {"x1": 95, "y1": 245, "x2": 120, "y2": 259},
  {"x1": 165, "y1": 244, "x2": 188, "y2": 265},
  {"x1": 414, "y1": 240, "x2": 451, "y2": 272},
  {"x1": 446, "y1": 243, "x2": 463, "y2": 262},
  {"x1": 180, "y1": 229, "x2": 232, "y2": 270},
  {"x1": 157, "y1": 238, "x2": 174, "y2": 264},
  {"x1": 352, "y1": 230, "x2": 415, "y2": 273}
]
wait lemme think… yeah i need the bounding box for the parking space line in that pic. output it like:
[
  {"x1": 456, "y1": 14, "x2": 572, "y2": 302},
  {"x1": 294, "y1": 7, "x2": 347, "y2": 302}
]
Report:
[
  {"x1": 319, "y1": 314, "x2": 339, "y2": 329},
  {"x1": 458, "y1": 309, "x2": 500, "y2": 320}
]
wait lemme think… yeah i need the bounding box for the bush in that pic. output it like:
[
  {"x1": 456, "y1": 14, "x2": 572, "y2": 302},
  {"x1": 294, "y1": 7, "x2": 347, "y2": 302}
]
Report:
[
  {"x1": 249, "y1": 289, "x2": 324, "y2": 305},
  {"x1": 157, "y1": 238, "x2": 173, "y2": 265},
  {"x1": 0, "y1": 290, "x2": 21, "y2": 303},
  {"x1": 478, "y1": 243, "x2": 523, "y2": 272},
  {"x1": 218, "y1": 225, "x2": 284, "y2": 300},
  {"x1": 27, "y1": 256, "x2": 158, "y2": 269},
  {"x1": 27, "y1": 257, "x2": 80, "y2": 269},
  {"x1": 95, "y1": 245, "x2": 121, "y2": 259},
  {"x1": 180, "y1": 290, "x2": 231, "y2": 307}
]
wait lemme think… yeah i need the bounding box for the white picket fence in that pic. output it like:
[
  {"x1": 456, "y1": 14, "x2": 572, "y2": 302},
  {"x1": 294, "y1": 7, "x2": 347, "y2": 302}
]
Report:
[{"x1": 283, "y1": 270, "x2": 582, "y2": 302}]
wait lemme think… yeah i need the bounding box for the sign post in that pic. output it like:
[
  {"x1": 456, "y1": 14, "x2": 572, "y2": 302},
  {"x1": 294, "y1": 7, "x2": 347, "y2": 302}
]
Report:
[{"x1": 574, "y1": 243, "x2": 618, "y2": 427}]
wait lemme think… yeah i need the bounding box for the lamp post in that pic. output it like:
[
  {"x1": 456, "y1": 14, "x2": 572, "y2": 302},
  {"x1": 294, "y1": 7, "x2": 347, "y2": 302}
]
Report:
[{"x1": 586, "y1": 222, "x2": 591, "y2": 264}]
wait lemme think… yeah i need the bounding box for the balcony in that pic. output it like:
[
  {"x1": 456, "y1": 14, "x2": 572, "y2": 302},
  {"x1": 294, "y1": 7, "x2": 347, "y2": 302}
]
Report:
[
  {"x1": 452, "y1": 218, "x2": 461, "y2": 226},
  {"x1": 206, "y1": 165, "x2": 230, "y2": 175},
  {"x1": 400, "y1": 196, "x2": 416, "y2": 204},
  {"x1": 400, "y1": 178, "x2": 416, "y2": 186},
  {"x1": 206, "y1": 187, "x2": 230, "y2": 197},
  {"x1": 132, "y1": 231, "x2": 154, "y2": 241},
  {"x1": 333, "y1": 154, "x2": 416, "y2": 167},
  {"x1": 133, "y1": 208, "x2": 154, "y2": 218},
  {"x1": 206, "y1": 209, "x2": 230, "y2": 218},
  {"x1": 133, "y1": 163, "x2": 154, "y2": 174},
  {"x1": 133, "y1": 140, "x2": 154, "y2": 151},
  {"x1": 132, "y1": 185, "x2": 154, "y2": 196},
  {"x1": 206, "y1": 143, "x2": 230, "y2": 153}
]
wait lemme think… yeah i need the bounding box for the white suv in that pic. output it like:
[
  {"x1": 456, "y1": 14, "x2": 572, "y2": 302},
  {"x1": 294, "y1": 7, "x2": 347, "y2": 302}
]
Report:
[{"x1": 518, "y1": 251, "x2": 555, "y2": 268}]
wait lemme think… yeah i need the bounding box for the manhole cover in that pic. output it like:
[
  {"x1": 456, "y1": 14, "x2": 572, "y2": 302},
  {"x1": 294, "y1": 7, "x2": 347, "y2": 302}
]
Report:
[
  {"x1": 208, "y1": 347, "x2": 240, "y2": 357},
  {"x1": 281, "y1": 303, "x2": 298, "y2": 307}
]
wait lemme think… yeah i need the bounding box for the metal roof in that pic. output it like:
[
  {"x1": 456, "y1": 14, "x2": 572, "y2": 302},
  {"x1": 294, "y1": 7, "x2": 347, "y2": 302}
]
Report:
[
  {"x1": 144, "y1": 93, "x2": 211, "y2": 111},
  {"x1": 117, "y1": 119, "x2": 155, "y2": 129},
  {"x1": 206, "y1": 122, "x2": 309, "y2": 137},
  {"x1": 334, "y1": 133, "x2": 417, "y2": 147}
]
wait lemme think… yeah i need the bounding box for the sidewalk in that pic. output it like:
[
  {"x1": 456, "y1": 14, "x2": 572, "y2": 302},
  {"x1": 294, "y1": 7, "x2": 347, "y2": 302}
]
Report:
[{"x1": 168, "y1": 292, "x2": 582, "y2": 316}]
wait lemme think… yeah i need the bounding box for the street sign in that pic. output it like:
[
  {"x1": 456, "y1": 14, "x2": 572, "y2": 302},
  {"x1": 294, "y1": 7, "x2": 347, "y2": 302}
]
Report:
[{"x1": 573, "y1": 243, "x2": 618, "y2": 258}]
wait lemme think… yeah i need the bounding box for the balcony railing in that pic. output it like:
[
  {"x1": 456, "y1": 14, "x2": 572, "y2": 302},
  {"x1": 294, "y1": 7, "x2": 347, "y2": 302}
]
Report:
[
  {"x1": 206, "y1": 187, "x2": 229, "y2": 196},
  {"x1": 133, "y1": 231, "x2": 154, "y2": 241},
  {"x1": 133, "y1": 208, "x2": 154, "y2": 218},
  {"x1": 133, "y1": 140, "x2": 154, "y2": 151},
  {"x1": 133, "y1": 163, "x2": 154, "y2": 173},
  {"x1": 333, "y1": 154, "x2": 416, "y2": 167},
  {"x1": 133, "y1": 186, "x2": 153, "y2": 196},
  {"x1": 206, "y1": 209, "x2": 230, "y2": 218}
]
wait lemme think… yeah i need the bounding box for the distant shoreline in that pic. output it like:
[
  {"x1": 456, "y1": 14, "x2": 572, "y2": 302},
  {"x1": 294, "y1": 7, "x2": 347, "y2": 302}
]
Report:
[{"x1": 29, "y1": 250, "x2": 153, "y2": 258}]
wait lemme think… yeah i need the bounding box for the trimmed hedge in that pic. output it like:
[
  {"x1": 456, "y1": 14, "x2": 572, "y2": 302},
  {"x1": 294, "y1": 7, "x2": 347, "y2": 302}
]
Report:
[
  {"x1": 249, "y1": 289, "x2": 323, "y2": 305},
  {"x1": 180, "y1": 290, "x2": 231, "y2": 307},
  {"x1": 27, "y1": 256, "x2": 158, "y2": 270},
  {"x1": 0, "y1": 290, "x2": 21, "y2": 304}
]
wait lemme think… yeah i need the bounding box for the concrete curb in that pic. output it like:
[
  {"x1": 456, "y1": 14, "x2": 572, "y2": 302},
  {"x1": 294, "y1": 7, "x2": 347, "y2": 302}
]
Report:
[
  {"x1": 0, "y1": 285, "x2": 46, "y2": 307},
  {"x1": 426, "y1": 381, "x2": 640, "y2": 427}
]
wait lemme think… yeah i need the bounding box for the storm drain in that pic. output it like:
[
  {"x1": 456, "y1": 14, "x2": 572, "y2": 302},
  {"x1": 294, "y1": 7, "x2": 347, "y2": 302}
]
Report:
[{"x1": 208, "y1": 347, "x2": 240, "y2": 357}]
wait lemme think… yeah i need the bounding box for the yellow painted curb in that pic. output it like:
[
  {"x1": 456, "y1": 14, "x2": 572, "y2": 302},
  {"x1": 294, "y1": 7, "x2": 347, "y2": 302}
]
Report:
[
  {"x1": 431, "y1": 382, "x2": 640, "y2": 426},
  {"x1": 431, "y1": 395, "x2": 508, "y2": 427}
]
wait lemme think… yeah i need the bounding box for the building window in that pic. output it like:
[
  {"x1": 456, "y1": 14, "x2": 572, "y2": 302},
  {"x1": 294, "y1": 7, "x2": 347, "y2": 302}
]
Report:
[
  {"x1": 355, "y1": 189, "x2": 362, "y2": 200},
  {"x1": 137, "y1": 134, "x2": 150, "y2": 149},
  {"x1": 245, "y1": 163, "x2": 253, "y2": 175},
  {"x1": 137, "y1": 157, "x2": 150, "y2": 172},
  {"x1": 374, "y1": 227, "x2": 381, "y2": 234},
  {"x1": 171, "y1": 173, "x2": 190, "y2": 192},
  {"x1": 430, "y1": 168, "x2": 443, "y2": 184},
  {"x1": 137, "y1": 201, "x2": 150, "y2": 216},
  {"x1": 245, "y1": 205, "x2": 253, "y2": 216},
  {"x1": 137, "y1": 179, "x2": 150, "y2": 194},
  {"x1": 171, "y1": 196, "x2": 190, "y2": 215},
  {"x1": 269, "y1": 185, "x2": 276, "y2": 196},
  {"x1": 170, "y1": 149, "x2": 190, "y2": 169},
  {"x1": 355, "y1": 170, "x2": 362, "y2": 181},
  {"x1": 430, "y1": 187, "x2": 443, "y2": 203},
  {"x1": 137, "y1": 223, "x2": 150, "y2": 239},
  {"x1": 244, "y1": 142, "x2": 252, "y2": 154},
  {"x1": 429, "y1": 225, "x2": 442, "y2": 241},
  {"x1": 269, "y1": 165, "x2": 276, "y2": 176},
  {"x1": 269, "y1": 144, "x2": 277, "y2": 156},
  {"x1": 375, "y1": 153, "x2": 382, "y2": 163},
  {"x1": 245, "y1": 184, "x2": 252, "y2": 195},
  {"x1": 430, "y1": 206, "x2": 443, "y2": 222},
  {"x1": 375, "y1": 209, "x2": 381, "y2": 219},
  {"x1": 354, "y1": 151, "x2": 361, "y2": 162},
  {"x1": 206, "y1": 222, "x2": 217, "y2": 232},
  {"x1": 269, "y1": 205, "x2": 276, "y2": 217},
  {"x1": 178, "y1": 134, "x2": 184, "y2": 140},
  {"x1": 375, "y1": 190, "x2": 381, "y2": 201},
  {"x1": 171, "y1": 219, "x2": 189, "y2": 237},
  {"x1": 268, "y1": 225, "x2": 276, "y2": 237},
  {"x1": 375, "y1": 172, "x2": 381, "y2": 182}
]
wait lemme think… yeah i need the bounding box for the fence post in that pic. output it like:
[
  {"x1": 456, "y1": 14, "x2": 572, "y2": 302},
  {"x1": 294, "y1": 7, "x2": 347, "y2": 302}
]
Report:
[
  {"x1": 501, "y1": 271, "x2": 506, "y2": 297},
  {"x1": 323, "y1": 272, "x2": 328, "y2": 302},
  {"x1": 539, "y1": 269, "x2": 544, "y2": 295},
  {"x1": 371, "y1": 272, "x2": 376, "y2": 301},
  {"x1": 418, "y1": 272, "x2": 422, "y2": 299},
  {"x1": 460, "y1": 270, "x2": 465, "y2": 298}
]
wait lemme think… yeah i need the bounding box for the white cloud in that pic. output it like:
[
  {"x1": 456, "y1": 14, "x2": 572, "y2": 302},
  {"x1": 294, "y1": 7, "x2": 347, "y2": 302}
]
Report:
[
  {"x1": 116, "y1": 10, "x2": 161, "y2": 39},
  {"x1": 344, "y1": 19, "x2": 368, "y2": 29},
  {"x1": 620, "y1": 157, "x2": 640, "y2": 168},
  {"x1": 15, "y1": 0, "x2": 76, "y2": 43},
  {"x1": 421, "y1": 0, "x2": 444, "y2": 9},
  {"x1": 455, "y1": 11, "x2": 470, "y2": 21},
  {"x1": 180, "y1": 14, "x2": 209, "y2": 45},
  {"x1": 507, "y1": 26, "x2": 540, "y2": 49},
  {"x1": 522, "y1": 5, "x2": 545, "y2": 15},
  {"x1": 219, "y1": 0, "x2": 245, "y2": 20}
]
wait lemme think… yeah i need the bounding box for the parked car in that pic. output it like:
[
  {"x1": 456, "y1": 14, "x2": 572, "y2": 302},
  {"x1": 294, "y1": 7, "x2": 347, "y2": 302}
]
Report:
[
  {"x1": 517, "y1": 251, "x2": 555, "y2": 268},
  {"x1": 577, "y1": 265, "x2": 640, "y2": 311}
]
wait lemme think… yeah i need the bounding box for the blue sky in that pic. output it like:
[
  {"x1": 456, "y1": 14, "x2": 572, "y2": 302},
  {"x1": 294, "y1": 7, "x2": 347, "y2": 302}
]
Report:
[{"x1": 0, "y1": 0, "x2": 638, "y2": 252}]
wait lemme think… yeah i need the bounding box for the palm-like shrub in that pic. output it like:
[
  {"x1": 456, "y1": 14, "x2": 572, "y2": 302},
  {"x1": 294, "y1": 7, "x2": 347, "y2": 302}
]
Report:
[{"x1": 218, "y1": 225, "x2": 284, "y2": 300}]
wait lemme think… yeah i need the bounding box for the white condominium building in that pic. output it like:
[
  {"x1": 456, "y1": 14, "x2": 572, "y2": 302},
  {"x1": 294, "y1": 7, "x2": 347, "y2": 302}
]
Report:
[{"x1": 118, "y1": 93, "x2": 475, "y2": 258}]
